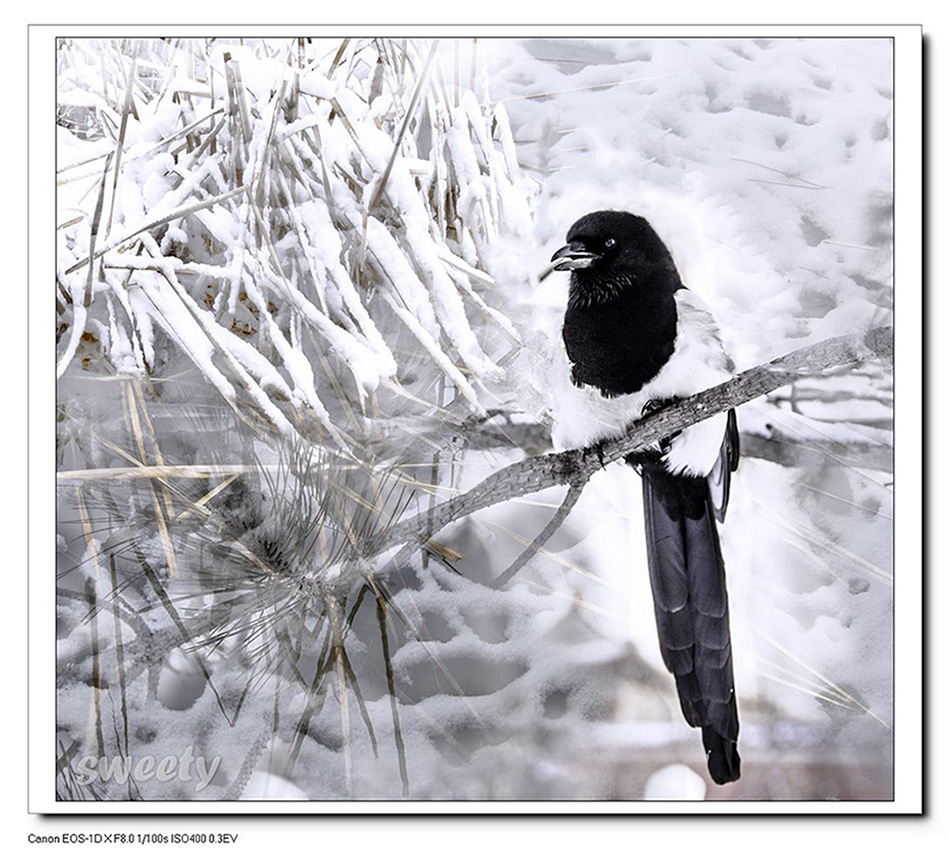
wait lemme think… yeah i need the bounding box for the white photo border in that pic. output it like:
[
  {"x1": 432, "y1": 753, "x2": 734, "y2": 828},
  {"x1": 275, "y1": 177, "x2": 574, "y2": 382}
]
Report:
[{"x1": 29, "y1": 23, "x2": 922, "y2": 815}]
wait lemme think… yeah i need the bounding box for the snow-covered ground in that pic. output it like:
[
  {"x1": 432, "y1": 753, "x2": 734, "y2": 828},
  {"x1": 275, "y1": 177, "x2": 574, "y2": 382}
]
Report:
[{"x1": 55, "y1": 37, "x2": 893, "y2": 802}]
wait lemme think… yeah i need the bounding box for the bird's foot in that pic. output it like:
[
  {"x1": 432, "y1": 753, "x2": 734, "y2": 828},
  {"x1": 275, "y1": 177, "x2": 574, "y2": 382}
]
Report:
[
  {"x1": 642, "y1": 398, "x2": 679, "y2": 454},
  {"x1": 583, "y1": 441, "x2": 608, "y2": 470},
  {"x1": 643, "y1": 397, "x2": 675, "y2": 416}
]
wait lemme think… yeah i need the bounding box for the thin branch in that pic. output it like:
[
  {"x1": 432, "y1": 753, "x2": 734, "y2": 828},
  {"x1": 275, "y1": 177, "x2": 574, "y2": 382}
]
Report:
[
  {"x1": 367, "y1": 40, "x2": 439, "y2": 212},
  {"x1": 374, "y1": 327, "x2": 893, "y2": 559},
  {"x1": 84, "y1": 151, "x2": 114, "y2": 306},
  {"x1": 493, "y1": 481, "x2": 586, "y2": 587},
  {"x1": 739, "y1": 430, "x2": 893, "y2": 474}
]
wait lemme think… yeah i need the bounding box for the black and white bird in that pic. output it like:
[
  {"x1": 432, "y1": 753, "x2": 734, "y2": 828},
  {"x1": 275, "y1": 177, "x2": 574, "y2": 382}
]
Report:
[{"x1": 551, "y1": 210, "x2": 741, "y2": 785}]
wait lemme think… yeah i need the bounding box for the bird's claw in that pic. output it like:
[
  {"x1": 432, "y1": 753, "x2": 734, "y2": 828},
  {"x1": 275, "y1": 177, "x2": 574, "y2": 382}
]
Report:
[
  {"x1": 583, "y1": 441, "x2": 608, "y2": 470},
  {"x1": 643, "y1": 398, "x2": 674, "y2": 415},
  {"x1": 642, "y1": 398, "x2": 680, "y2": 454}
]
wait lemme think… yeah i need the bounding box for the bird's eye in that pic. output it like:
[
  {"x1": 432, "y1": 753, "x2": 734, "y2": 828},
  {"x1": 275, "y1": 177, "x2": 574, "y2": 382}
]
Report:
[{"x1": 604, "y1": 237, "x2": 616, "y2": 248}]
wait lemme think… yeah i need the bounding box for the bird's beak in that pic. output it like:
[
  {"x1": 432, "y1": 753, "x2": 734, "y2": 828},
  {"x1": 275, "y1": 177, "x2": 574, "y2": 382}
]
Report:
[{"x1": 551, "y1": 241, "x2": 600, "y2": 271}]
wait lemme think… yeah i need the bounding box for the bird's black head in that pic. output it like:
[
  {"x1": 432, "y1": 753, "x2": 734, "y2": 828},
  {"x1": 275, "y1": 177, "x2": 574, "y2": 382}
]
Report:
[{"x1": 551, "y1": 211, "x2": 679, "y2": 304}]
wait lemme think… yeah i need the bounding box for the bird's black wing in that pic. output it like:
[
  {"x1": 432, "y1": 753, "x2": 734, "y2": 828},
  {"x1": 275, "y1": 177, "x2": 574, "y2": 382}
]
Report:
[
  {"x1": 708, "y1": 408, "x2": 740, "y2": 523},
  {"x1": 641, "y1": 462, "x2": 741, "y2": 784}
]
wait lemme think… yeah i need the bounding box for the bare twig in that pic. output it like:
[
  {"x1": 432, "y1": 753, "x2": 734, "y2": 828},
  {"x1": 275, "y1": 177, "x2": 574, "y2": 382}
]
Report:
[
  {"x1": 739, "y1": 430, "x2": 893, "y2": 473},
  {"x1": 83, "y1": 151, "x2": 114, "y2": 306},
  {"x1": 376, "y1": 594, "x2": 410, "y2": 797},
  {"x1": 367, "y1": 39, "x2": 439, "y2": 212},
  {"x1": 493, "y1": 480, "x2": 585, "y2": 587}
]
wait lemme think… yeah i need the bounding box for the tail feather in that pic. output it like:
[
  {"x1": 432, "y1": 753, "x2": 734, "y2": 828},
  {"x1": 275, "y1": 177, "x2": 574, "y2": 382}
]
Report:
[
  {"x1": 641, "y1": 462, "x2": 741, "y2": 785},
  {"x1": 703, "y1": 726, "x2": 741, "y2": 786}
]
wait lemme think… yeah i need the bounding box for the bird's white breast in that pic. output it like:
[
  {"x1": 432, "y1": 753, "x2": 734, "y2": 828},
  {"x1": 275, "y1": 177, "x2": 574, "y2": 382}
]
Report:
[{"x1": 552, "y1": 289, "x2": 732, "y2": 477}]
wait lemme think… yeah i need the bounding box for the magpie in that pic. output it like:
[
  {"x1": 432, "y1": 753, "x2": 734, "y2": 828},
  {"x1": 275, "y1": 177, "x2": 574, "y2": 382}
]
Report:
[{"x1": 551, "y1": 210, "x2": 741, "y2": 785}]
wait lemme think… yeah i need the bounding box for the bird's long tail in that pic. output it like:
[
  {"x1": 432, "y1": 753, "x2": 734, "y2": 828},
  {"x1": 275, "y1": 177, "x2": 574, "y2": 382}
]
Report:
[{"x1": 640, "y1": 462, "x2": 741, "y2": 785}]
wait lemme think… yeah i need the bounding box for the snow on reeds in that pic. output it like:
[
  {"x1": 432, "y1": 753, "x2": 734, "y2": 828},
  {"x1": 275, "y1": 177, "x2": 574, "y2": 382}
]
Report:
[
  {"x1": 57, "y1": 38, "x2": 532, "y2": 450},
  {"x1": 55, "y1": 38, "x2": 539, "y2": 800}
]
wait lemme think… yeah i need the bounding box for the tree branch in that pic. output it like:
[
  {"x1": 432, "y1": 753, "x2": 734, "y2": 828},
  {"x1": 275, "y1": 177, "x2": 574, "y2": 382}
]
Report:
[
  {"x1": 492, "y1": 480, "x2": 586, "y2": 587},
  {"x1": 375, "y1": 326, "x2": 893, "y2": 558},
  {"x1": 739, "y1": 430, "x2": 893, "y2": 474}
]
